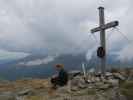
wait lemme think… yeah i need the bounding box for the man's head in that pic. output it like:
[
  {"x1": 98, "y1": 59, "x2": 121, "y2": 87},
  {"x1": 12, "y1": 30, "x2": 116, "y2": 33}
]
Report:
[{"x1": 55, "y1": 64, "x2": 64, "y2": 71}]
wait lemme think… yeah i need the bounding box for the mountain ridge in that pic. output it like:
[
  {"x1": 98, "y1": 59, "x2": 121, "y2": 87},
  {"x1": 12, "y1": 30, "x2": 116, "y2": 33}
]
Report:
[{"x1": 0, "y1": 53, "x2": 132, "y2": 80}]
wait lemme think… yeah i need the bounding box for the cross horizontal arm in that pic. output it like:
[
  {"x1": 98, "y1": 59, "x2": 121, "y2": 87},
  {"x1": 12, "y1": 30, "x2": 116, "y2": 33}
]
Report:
[
  {"x1": 90, "y1": 26, "x2": 101, "y2": 33},
  {"x1": 91, "y1": 21, "x2": 119, "y2": 33},
  {"x1": 103, "y1": 21, "x2": 119, "y2": 30}
]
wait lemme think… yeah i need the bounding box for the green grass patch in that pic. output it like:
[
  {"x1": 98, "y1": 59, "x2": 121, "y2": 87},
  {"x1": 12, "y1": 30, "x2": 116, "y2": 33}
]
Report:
[
  {"x1": 87, "y1": 89, "x2": 96, "y2": 95},
  {"x1": 120, "y1": 81, "x2": 133, "y2": 100}
]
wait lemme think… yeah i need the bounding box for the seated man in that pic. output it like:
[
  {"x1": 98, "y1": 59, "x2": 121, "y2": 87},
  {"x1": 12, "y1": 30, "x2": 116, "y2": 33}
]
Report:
[{"x1": 51, "y1": 64, "x2": 68, "y2": 89}]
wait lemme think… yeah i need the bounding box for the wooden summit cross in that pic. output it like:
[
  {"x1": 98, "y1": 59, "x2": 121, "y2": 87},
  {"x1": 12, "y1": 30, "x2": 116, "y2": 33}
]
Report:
[{"x1": 90, "y1": 7, "x2": 119, "y2": 74}]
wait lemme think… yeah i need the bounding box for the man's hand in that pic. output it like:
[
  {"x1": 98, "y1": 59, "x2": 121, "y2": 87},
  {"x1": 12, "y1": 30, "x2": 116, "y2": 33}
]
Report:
[{"x1": 52, "y1": 74, "x2": 58, "y2": 79}]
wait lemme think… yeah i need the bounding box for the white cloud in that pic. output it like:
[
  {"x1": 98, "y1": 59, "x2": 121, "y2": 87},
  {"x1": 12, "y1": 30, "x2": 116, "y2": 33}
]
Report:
[
  {"x1": 0, "y1": 0, "x2": 132, "y2": 61},
  {"x1": 117, "y1": 45, "x2": 133, "y2": 62},
  {"x1": 19, "y1": 56, "x2": 55, "y2": 66},
  {"x1": 0, "y1": 49, "x2": 29, "y2": 60}
]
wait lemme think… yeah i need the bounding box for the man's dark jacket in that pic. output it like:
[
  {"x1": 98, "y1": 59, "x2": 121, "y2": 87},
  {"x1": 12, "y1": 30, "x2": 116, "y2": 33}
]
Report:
[{"x1": 57, "y1": 69, "x2": 68, "y2": 86}]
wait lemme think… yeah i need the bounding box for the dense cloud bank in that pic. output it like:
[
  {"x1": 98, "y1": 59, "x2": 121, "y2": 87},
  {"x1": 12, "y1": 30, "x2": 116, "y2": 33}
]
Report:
[{"x1": 0, "y1": 0, "x2": 132, "y2": 61}]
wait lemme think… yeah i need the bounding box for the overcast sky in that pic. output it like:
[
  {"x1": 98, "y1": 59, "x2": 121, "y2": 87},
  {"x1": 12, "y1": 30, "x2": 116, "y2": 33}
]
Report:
[{"x1": 0, "y1": 0, "x2": 132, "y2": 61}]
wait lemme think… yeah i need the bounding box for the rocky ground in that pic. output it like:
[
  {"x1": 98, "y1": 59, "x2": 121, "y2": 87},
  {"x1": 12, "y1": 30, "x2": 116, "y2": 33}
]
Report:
[{"x1": 0, "y1": 68, "x2": 133, "y2": 100}]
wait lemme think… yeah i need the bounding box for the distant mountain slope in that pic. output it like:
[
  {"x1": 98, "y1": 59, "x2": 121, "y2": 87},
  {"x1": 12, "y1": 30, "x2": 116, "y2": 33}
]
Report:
[
  {"x1": 0, "y1": 52, "x2": 132, "y2": 80},
  {"x1": 0, "y1": 53, "x2": 87, "y2": 80}
]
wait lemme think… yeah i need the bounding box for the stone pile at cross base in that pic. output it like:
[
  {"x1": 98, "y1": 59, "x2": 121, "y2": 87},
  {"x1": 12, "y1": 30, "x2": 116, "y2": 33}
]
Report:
[{"x1": 0, "y1": 69, "x2": 133, "y2": 100}]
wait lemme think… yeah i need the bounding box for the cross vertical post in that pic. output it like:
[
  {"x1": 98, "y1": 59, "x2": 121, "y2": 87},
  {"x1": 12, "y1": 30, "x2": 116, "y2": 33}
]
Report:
[
  {"x1": 90, "y1": 6, "x2": 119, "y2": 75},
  {"x1": 99, "y1": 7, "x2": 106, "y2": 74}
]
